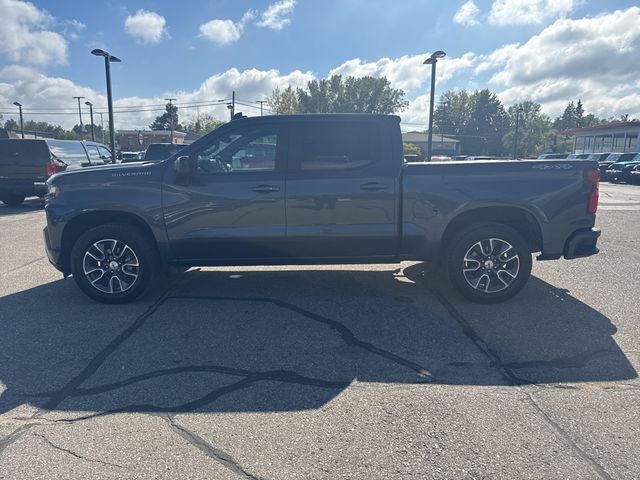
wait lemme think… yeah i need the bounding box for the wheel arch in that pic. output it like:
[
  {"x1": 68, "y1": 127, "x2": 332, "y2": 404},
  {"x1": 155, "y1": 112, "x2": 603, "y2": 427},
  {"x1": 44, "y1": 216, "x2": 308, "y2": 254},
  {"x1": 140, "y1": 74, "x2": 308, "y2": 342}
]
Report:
[
  {"x1": 60, "y1": 211, "x2": 160, "y2": 274},
  {"x1": 440, "y1": 206, "x2": 543, "y2": 261}
]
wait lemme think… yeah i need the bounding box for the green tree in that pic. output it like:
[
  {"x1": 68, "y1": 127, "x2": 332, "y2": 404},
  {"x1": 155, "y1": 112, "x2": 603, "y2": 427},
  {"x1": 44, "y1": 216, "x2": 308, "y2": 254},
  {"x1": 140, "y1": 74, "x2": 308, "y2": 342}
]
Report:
[
  {"x1": 3, "y1": 118, "x2": 19, "y2": 131},
  {"x1": 403, "y1": 142, "x2": 422, "y2": 156},
  {"x1": 298, "y1": 75, "x2": 407, "y2": 114},
  {"x1": 183, "y1": 113, "x2": 223, "y2": 135},
  {"x1": 575, "y1": 99, "x2": 584, "y2": 127},
  {"x1": 267, "y1": 85, "x2": 300, "y2": 114},
  {"x1": 503, "y1": 101, "x2": 552, "y2": 158},
  {"x1": 150, "y1": 102, "x2": 182, "y2": 131},
  {"x1": 268, "y1": 75, "x2": 408, "y2": 115},
  {"x1": 433, "y1": 89, "x2": 509, "y2": 155}
]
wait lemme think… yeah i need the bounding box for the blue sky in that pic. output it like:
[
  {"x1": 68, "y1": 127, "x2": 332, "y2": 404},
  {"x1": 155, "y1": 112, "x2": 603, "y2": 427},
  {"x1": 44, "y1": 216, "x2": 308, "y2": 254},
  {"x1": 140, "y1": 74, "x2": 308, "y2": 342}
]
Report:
[{"x1": 1, "y1": 0, "x2": 639, "y2": 130}]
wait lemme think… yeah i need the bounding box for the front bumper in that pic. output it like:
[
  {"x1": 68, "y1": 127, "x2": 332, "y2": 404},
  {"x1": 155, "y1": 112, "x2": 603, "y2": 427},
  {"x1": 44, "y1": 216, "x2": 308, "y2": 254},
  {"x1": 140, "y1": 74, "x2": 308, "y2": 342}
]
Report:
[
  {"x1": 564, "y1": 228, "x2": 601, "y2": 259},
  {"x1": 43, "y1": 226, "x2": 64, "y2": 273}
]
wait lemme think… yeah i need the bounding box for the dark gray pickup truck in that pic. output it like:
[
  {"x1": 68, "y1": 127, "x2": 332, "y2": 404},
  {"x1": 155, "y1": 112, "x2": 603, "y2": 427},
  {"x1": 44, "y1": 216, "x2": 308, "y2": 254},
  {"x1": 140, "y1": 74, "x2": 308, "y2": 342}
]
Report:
[{"x1": 43, "y1": 114, "x2": 601, "y2": 304}]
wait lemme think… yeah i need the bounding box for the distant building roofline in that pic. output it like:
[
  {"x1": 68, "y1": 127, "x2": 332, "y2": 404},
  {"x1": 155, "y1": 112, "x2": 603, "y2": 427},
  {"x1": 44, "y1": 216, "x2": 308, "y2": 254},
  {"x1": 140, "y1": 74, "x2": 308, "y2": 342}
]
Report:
[{"x1": 564, "y1": 121, "x2": 640, "y2": 135}]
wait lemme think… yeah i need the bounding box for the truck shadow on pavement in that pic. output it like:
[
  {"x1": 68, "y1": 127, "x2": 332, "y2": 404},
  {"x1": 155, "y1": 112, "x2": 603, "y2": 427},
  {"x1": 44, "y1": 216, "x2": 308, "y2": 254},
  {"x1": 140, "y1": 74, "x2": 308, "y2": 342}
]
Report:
[
  {"x1": 0, "y1": 198, "x2": 44, "y2": 217},
  {"x1": 0, "y1": 264, "x2": 636, "y2": 418}
]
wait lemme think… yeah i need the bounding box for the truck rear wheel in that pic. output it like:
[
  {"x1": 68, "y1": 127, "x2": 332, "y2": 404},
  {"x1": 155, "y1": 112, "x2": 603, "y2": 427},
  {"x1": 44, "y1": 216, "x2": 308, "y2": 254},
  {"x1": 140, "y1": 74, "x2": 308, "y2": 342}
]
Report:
[
  {"x1": 446, "y1": 223, "x2": 532, "y2": 303},
  {"x1": 70, "y1": 224, "x2": 158, "y2": 304}
]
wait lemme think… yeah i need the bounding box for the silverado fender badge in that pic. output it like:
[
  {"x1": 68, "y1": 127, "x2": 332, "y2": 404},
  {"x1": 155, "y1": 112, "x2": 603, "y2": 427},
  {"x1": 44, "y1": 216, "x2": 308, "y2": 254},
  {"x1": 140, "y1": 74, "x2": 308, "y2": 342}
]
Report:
[
  {"x1": 111, "y1": 171, "x2": 152, "y2": 177},
  {"x1": 532, "y1": 163, "x2": 573, "y2": 170}
]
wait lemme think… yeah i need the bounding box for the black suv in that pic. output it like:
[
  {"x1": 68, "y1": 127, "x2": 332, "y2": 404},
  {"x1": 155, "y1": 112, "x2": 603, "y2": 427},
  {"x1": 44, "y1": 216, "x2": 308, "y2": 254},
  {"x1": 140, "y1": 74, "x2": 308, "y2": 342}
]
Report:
[{"x1": 0, "y1": 139, "x2": 112, "y2": 206}]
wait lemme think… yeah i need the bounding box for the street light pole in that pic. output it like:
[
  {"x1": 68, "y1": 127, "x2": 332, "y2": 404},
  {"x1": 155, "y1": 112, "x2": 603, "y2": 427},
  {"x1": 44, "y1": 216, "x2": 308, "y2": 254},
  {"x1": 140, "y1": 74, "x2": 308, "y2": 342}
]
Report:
[
  {"x1": 12, "y1": 102, "x2": 24, "y2": 139},
  {"x1": 72, "y1": 96, "x2": 85, "y2": 140},
  {"x1": 85, "y1": 101, "x2": 95, "y2": 142},
  {"x1": 91, "y1": 49, "x2": 121, "y2": 163},
  {"x1": 256, "y1": 100, "x2": 266, "y2": 116},
  {"x1": 165, "y1": 98, "x2": 176, "y2": 143},
  {"x1": 423, "y1": 50, "x2": 446, "y2": 162}
]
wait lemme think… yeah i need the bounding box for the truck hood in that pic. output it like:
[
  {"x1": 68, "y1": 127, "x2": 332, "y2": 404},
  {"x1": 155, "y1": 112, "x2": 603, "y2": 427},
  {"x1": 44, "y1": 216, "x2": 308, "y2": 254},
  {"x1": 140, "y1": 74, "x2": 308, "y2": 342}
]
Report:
[{"x1": 47, "y1": 161, "x2": 158, "y2": 183}]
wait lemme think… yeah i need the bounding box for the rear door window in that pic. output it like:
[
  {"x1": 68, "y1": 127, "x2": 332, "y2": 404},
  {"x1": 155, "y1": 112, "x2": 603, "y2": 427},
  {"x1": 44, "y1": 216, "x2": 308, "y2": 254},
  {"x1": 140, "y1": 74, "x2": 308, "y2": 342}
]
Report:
[
  {"x1": 292, "y1": 122, "x2": 381, "y2": 171},
  {"x1": 97, "y1": 146, "x2": 112, "y2": 161},
  {"x1": 46, "y1": 140, "x2": 90, "y2": 168},
  {"x1": 85, "y1": 145, "x2": 102, "y2": 164}
]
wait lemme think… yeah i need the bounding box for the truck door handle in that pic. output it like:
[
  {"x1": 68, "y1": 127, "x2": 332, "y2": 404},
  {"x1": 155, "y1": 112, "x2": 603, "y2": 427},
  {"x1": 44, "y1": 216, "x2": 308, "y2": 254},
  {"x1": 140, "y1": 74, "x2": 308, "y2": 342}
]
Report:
[
  {"x1": 252, "y1": 184, "x2": 280, "y2": 193},
  {"x1": 360, "y1": 182, "x2": 388, "y2": 191}
]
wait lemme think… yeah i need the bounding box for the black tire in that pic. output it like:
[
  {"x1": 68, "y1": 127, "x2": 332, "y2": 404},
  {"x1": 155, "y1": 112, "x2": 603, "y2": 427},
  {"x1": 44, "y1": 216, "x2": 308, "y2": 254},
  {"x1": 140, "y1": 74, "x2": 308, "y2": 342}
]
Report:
[
  {"x1": 446, "y1": 223, "x2": 532, "y2": 303},
  {"x1": 70, "y1": 224, "x2": 158, "y2": 304},
  {"x1": 1, "y1": 194, "x2": 26, "y2": 207}
]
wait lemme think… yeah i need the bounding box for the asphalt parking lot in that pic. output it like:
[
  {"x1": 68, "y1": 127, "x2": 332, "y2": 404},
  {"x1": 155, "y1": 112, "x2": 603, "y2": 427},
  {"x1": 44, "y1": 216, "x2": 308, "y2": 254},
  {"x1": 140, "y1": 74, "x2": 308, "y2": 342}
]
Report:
[{"x1": 0, "y1": 183, "x2": 639, "y2": 480}]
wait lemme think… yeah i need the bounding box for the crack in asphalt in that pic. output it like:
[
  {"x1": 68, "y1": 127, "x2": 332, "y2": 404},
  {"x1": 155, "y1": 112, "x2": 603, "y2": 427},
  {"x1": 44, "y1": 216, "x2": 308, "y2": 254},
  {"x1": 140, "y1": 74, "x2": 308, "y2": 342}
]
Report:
[
  {"x1": 425, "y1": 284, "x2": 613, "y2": 480},
  {"x1": 34, "y1": 432, "x2": 123, "y2": 469},
  {"x1": 40, "y1": 289, "x2": 174, "y2": 411},
  {"x1": 31, "y1": 365, "x2": 350, "y2": 399},
  {"x1": 0, "y1": 423, "x2": 37, "y2": 456},
  {"x1": 171, "y1": 295, "x2": 434, "y2": 380},
  {"x1": 0, "y1": 256, "x2": 47, "y2": 277},
  {"x1": 162, "y1": 414, "x2": 266, "y2": 480}
]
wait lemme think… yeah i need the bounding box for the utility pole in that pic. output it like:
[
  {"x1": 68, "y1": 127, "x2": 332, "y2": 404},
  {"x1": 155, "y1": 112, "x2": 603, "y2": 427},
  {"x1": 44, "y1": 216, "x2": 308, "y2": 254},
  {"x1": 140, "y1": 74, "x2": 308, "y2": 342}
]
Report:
[
  {"x1": 72, "y1": 96, "x2": 85, "y2": 140},
  {"x1": 256, "y1": 100, "x2": 266, "y2": 116},
  {"x1": 85, "y1": 101, "x2": 95, "y2": 141},
  {"x1": 165, "y1": 98, "x2": 176, "y2": 143}
]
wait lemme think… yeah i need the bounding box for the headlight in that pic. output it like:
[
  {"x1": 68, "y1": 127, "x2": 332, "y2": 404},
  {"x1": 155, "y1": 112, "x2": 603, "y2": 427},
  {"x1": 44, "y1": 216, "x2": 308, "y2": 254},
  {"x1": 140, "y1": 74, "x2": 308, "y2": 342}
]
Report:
[{"x1": 45, "y1": 183, "x2": 60, "y2": 200}]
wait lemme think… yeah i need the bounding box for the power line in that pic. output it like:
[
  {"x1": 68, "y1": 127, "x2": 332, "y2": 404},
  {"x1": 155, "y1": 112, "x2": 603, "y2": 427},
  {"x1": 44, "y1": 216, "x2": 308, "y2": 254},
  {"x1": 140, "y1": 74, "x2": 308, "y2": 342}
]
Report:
[{"x1": 0, "y1": 99, "x2": 232, "y2": 113}]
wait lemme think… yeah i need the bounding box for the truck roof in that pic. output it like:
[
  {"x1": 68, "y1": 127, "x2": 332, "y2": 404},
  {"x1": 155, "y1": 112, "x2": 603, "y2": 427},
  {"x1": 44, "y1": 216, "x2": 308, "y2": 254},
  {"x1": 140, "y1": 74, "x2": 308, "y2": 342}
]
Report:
[{"x1": 230, "y1": 113, "x2": 402, "y2": 124}]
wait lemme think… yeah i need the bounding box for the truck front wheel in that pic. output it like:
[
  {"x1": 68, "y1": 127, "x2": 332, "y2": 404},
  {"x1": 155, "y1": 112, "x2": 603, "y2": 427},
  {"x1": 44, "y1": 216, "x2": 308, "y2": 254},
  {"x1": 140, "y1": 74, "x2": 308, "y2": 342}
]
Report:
[
  {"x1": 70, "y1": 224, "x2": 158, "y2": 304},
  {"x1": 446, "y1": 223, "x2": 532, "y2": 303}
]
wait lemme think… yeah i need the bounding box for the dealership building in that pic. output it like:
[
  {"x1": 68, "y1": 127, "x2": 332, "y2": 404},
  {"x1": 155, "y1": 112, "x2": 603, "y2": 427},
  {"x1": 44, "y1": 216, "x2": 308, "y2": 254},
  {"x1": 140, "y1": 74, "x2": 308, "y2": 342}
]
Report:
[{"x1": 570, "y1": 121, "x2": 640, "y2": 153}]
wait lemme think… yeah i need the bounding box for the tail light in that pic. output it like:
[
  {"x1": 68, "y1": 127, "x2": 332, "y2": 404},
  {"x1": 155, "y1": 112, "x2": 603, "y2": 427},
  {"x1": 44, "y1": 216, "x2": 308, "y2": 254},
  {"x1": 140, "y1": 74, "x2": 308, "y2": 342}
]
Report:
[
  {"x1": 46, "y1": 161, "x2": 58, "y2": 176},
  {"x1": 586, "y1": 169, "x2": 600, "y2": 214}
]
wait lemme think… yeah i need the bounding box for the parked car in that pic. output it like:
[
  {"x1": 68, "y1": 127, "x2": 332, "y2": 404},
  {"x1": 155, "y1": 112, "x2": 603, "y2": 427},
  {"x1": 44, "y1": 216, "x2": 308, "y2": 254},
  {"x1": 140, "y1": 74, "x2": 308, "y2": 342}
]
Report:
[
  {"x1": 0, "y1": 138, "x2": 111, "y2": 206},
  {"x1": 142, "y1": 143, "x2": 186, "y2": 161},
  {"x1": 611, "y1": 154, "x2": 640, "y2": 183},
  {"x1": 43, "y1": 114, "x2": 601, "y2": 304},
  {"x1": 602, "y1": 153, "x2": 640, "y2": 181},
  {"x1": 598, "y1": 152, "x2": 635, "y2": 177},
  {"x1": 586, "y1": 153, "x2": 612, "y2": 162},
  {"x1": 566, "y1": 153, "x2": 591, "y2": 160},
  {"x1": 537, "y1": 153, "x2": 570, "y2": 160},
  {"x1": 628, "y1": 164, "x2": 640, "y2": 184}
]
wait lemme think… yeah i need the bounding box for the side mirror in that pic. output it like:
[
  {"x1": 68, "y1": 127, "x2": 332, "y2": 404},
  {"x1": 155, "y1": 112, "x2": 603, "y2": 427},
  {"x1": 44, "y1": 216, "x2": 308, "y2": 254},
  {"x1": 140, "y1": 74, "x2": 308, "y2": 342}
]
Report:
[{"x1": 175, "y1": 155, "x2": 191, "y2": 185}]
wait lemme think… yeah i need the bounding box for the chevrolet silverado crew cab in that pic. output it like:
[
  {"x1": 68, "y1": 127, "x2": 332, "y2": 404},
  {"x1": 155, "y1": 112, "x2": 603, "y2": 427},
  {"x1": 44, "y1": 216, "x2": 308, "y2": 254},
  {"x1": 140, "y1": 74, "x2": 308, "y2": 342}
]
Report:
[{"x1": 43, "y1": 114, "x2": 601, "y2": 304}]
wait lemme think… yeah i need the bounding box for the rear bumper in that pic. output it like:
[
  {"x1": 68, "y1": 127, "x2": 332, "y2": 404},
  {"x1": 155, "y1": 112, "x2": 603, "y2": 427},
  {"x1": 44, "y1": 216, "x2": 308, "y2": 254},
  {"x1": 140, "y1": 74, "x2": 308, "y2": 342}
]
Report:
[
  {"x1": 0, "y1": 178, "x2": 37, "y2": 197},
  {"x1": 564, "y1": 228, "x2": 601, "y2": 259}
]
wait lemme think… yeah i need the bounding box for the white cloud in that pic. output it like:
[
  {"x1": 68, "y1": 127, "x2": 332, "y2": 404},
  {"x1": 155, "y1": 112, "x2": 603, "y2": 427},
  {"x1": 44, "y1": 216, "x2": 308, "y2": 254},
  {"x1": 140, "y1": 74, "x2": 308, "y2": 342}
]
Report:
[
  {"x1": 477, "y1": 7, "x2": 640, "y2": 117},
  {"x1": 0, "y1": 64, "x2": 314, "y2": 130},
  {"x1": 0, "y1": 0, "x2": 67, "y2": 66},
  {"x1": 257, "y1": 0, "x2": 296, "y2": 31},
  {"x1": 488, "y1": 0, "x2": 577, "y2": 26},
  {"x1": 124, "y1": 9, "x2": 168, "y2": 44},
  {"x1": 199, "y1": 10, "x2": 255, "y2": 46},
  {"x1": 330, "y1": 52, "x2": 477, "y2": 92},
  {"x1": 453, "y1": 1, "x2": 481, "y2": 26}
]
